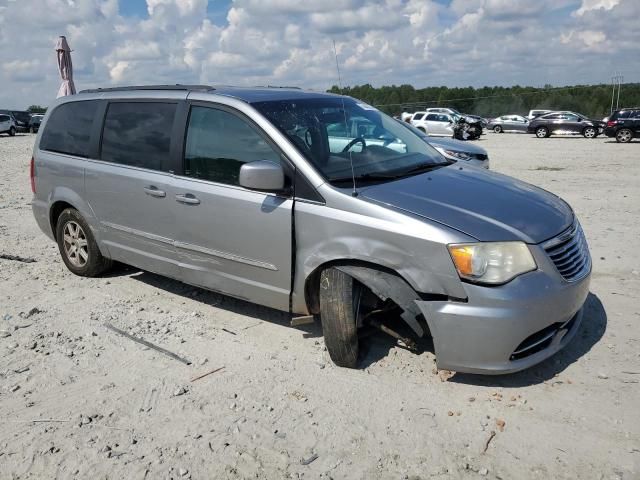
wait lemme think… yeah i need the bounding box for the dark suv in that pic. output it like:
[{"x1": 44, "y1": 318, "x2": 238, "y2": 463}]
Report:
[
  {"x1": 527, "y1": 111, "x2": 604, "y2": 139},
  {"x1": 604, "y1": 107, "x2": 640, "y2": 143}
]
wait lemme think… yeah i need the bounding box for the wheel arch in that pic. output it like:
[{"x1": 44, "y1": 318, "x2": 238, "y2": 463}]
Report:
[
  {"x1": 304, "y1": 260, "x2": 406, "y2": 314},
  {"x1": 304, "y1": 260, "x2": 439, "y2": 337},
  {"x1": 47, "y1": 188, "x2": 109, "y2": 257},
  {"x1": 49, "y1": 200, "x2": 77, "y2": 235}
]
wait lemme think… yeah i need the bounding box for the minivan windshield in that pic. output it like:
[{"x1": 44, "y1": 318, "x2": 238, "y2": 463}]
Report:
[{"x1": 253, "y1": 97, "x2": 450, "y2": 185}]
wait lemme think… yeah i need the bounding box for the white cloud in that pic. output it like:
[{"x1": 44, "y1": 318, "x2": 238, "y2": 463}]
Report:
[
  {"x1": 574, "y1": 0, "x2": 620, "y2": 16},
  {"x1": 0, "y1": 0, "x2": 638, "y2": 110}
]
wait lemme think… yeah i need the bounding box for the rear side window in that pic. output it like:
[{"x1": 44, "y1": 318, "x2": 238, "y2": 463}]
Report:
[
  {"x1": 412, "y1": 113, "x2": 424, "y2": 120},
  {"x1": 612, "y1": 110, "x2": 630, "y2": 120},
  {"x1": 40, "y1": 101, "x2": 98, "y2": 157},
  {"x1": 101, "y1": 102, "x2": 176, "y2": 171},
  {"x1": 426, "y1": 114, "x2": 438, "y2": 121},
  {"x1": 184, "y1": 106, "x2": 281, "y2": 186}
]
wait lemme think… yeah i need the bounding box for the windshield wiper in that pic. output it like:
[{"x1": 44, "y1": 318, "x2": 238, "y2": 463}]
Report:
[
  {"x1": 404, "y1": 161, "x2": 452, "y2": 173},
  {"x1": 330, "y1": 172, "x2": 402, "y2": 183},
  {"x1": 330, "y1": 161, "x2": 451, "y2": 184}
]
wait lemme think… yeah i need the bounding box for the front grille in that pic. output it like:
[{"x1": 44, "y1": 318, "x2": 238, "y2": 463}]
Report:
[{"x1": 543, "y1": 222, "x2": 591, "y2": 282}]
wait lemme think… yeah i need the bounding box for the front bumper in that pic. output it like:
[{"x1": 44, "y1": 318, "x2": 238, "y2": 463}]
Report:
[{"x1": 415, "y1": 265, "x2": 591, "y2": 375}]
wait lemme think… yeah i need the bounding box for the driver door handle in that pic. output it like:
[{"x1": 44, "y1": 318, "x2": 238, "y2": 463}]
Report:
[{"x1": 175, "y1": 193, "x2": 200, "y2": 205}]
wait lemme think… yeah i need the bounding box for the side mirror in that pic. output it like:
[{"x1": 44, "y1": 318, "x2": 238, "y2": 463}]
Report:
[{"x1": 239, "y1": 160, "x2": 285, "y2": 192}]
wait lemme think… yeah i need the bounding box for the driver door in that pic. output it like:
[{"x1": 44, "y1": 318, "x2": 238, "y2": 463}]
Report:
[{"x1": 170, "y1": 103, "x2": 293, "y2": 311}]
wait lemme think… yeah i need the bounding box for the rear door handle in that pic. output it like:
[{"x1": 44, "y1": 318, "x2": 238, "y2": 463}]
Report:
[
  {"x1": 175, "y1": 193, "x2": 200, "y2": 205},
  {"x1": 144, "y1": 186, "x2": 166, "y2": 198}
]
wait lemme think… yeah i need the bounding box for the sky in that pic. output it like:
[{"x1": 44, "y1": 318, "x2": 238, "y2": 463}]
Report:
[{"x1": 0, "y1": 0, "x2": 637, "y2": 109}]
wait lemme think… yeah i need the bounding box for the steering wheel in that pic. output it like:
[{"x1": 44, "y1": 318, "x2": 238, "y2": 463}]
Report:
[{"x1": 342, "y1": 137, "x2": 366, "y2": 153}]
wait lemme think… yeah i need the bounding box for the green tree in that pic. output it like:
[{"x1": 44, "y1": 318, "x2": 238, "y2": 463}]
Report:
[{"x1": 27, "y1": 105, "x2": 47, "y2": 114}]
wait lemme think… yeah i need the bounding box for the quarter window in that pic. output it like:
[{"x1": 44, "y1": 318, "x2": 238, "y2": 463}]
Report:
[
  {"x1": 101, "y1": 102, "x2": 176, "y2": 171},
  {"x1": 40, "y1": 101, "x2": 98, "y2": 157},
  {"x1": 184, "y1": 106, "x2": 281, "y2": 186}
]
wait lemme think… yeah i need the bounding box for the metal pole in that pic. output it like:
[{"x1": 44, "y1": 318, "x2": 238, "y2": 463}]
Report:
[
  {"x1": 616, "y1": 75, "x2": 622, "y2": 110},
  {"x1": 610, "y1": 75, "x2": 616, "y2": 115}
]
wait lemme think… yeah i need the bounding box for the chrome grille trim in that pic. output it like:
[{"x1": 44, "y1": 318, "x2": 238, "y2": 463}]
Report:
[{"x1": 543, "y1": 222, "x2": 591, "y2": 282}]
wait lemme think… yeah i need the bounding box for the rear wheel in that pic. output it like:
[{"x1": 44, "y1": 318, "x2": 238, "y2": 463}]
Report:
[
  {"x1": 56, "y1": 208, "x2": 112, "y2": 277},
  {"x1": 493, "y1": 125, "x2": 503, "y2": 133},
  {"x1": 616, "y1": 128, "x2": 633, "y2": 143},
  {"x1": 417, "y1": 126, "x2": 426, "y2": 133},
  {"x1": 9, "y1": 127, "x2": 16, "y2": 137},
  {"x1": 583, "y1": 126, "x2": 597, "y2": 138},
  {"x1": 535, "y1": 126, "x2": 549, "y2": 138}
]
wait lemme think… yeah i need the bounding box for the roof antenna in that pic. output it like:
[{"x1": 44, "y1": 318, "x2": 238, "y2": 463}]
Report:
[{"x1": 332, "y1": 39, "x2": 358, "y2": 197}]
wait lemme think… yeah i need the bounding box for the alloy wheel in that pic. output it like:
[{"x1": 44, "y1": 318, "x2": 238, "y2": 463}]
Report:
[
  {"x1": 62, "y1": 221, "x2": 89, "y2": 267},
  {"x1": 584, "y1": 127, "x2": 596, "y2": 138},
  {"x1": 536, "y1": 127, "x2": 547, "y2": 138},
  {"x1": 617, "y1": 129, "x2": 632, "y2": 143}
]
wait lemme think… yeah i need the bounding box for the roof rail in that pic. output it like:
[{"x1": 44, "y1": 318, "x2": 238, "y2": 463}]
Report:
[{"x1": 79, "y1": 84, "x2": 215, "y2": 94}]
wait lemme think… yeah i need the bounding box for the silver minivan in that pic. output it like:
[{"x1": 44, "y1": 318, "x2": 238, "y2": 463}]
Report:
[{"x1": 31, "y1": 85, "x2": 591, "y2": 374}]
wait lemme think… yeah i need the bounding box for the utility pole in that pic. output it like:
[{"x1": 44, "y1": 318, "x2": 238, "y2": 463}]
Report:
[
  {"x1": 616, "y1": 74, "x2": 623, "y2": 111},
  {"x1": 610, "y1": 72, "x2": 623, "y2": 115}
]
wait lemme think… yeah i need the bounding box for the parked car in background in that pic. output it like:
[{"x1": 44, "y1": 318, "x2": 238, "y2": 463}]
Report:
[
  {"x1": 411, "y1": 112, "x2": 455, "y2": 136},
  {"x1": 452, "y1": 115, "x2": 483, "y2": 140},
  {"x1": 527, "y1": 111, "x2": 605, "y2": 138},
  {"x1": 527, "y1": 109, "x2": 552, "y2": 120},
  {"x1": 400, "y1": 111, "x2": 414, "y2": 123},
  {"x1": 604, "y1": 107, "x2": 640, "y2": 143},
  {"x1": 0, "y1": 114, "x2": 16, "y2": 136},
  {"x1": 397, "y1": 119, "x2": 489, "y2": 169},
  {"x1": 29, "y1": 114, "x2": 44, "y2": 133},
  {"x1": 425, "y1": 107, "x2": 461, "y2": 116},
  {"x1": 488, "y1": 114, "x2": 529, "y2": 133},
  {"x1": 0, "y1": 110, "x2": 31, "y2": 132},
  {"x1": 464, "y1": 114, "x2": 488, "y2": 129},
  {"x1": 31, "y1": 85, "x2": 591, "y2": 374}
]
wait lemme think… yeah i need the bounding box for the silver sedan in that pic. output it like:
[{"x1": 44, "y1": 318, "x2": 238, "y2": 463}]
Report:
[{"x1": 488, "y1": 114, "x2": 530, "y2": 133}]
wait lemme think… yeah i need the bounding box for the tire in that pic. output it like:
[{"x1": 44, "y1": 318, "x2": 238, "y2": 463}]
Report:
[
  {"x1": 616, "y1": 128, "x2": 633, "y2": 143},
  {"x1": 417, "y1": 126, "x2": 426, "y2": 133},
  {"x1": 319, "y1": 268, "x2": 359, "y2": 368},
  {"x1": 55, "y1": 208, "x2": 112, "y2": 277},
  {"x1": 582, "y1": 126, "x2": 597, "y2": 139},
  {"x1": 493, "y1": 125, "x2": 503, "y2": 133},
  {"x1": 535, "y1": 126, "x2": 549, "y2": 138},
  {"x1": 9, "y1": 127, "x2": 16, "y2": 137}
]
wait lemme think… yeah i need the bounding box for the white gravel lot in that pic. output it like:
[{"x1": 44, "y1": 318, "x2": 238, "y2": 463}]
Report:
[{"x1": 0, "y1": 131, "x2": 639, "y2": 479}]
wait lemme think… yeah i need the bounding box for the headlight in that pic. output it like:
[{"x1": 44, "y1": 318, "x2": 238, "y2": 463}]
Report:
[
  {"x1": 440, "y1": 149, "x2": 472, "y2": 161},
  {"x1": 448, "y1": 242, "x2": 536, "y2": 284}
]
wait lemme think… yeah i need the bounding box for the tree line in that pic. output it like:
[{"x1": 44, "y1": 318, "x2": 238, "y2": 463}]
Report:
[{"x1": 328, "y1": 83, "x2": 640, "y2": 118}]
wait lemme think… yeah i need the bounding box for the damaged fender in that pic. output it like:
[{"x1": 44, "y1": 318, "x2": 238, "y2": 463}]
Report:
[{"x1": 335, "y1": 265, "x2": 425, "y2": 337}]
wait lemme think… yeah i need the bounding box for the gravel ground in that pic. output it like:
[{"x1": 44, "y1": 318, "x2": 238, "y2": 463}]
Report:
[{"x1": 0, "y1": 131, "x2": 638, "y2": 479}]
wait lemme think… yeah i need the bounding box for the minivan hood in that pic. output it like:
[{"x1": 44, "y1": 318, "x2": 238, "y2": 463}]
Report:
[{"x1": 359, "y1": 165, "x2": 573, "y2": 243}]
